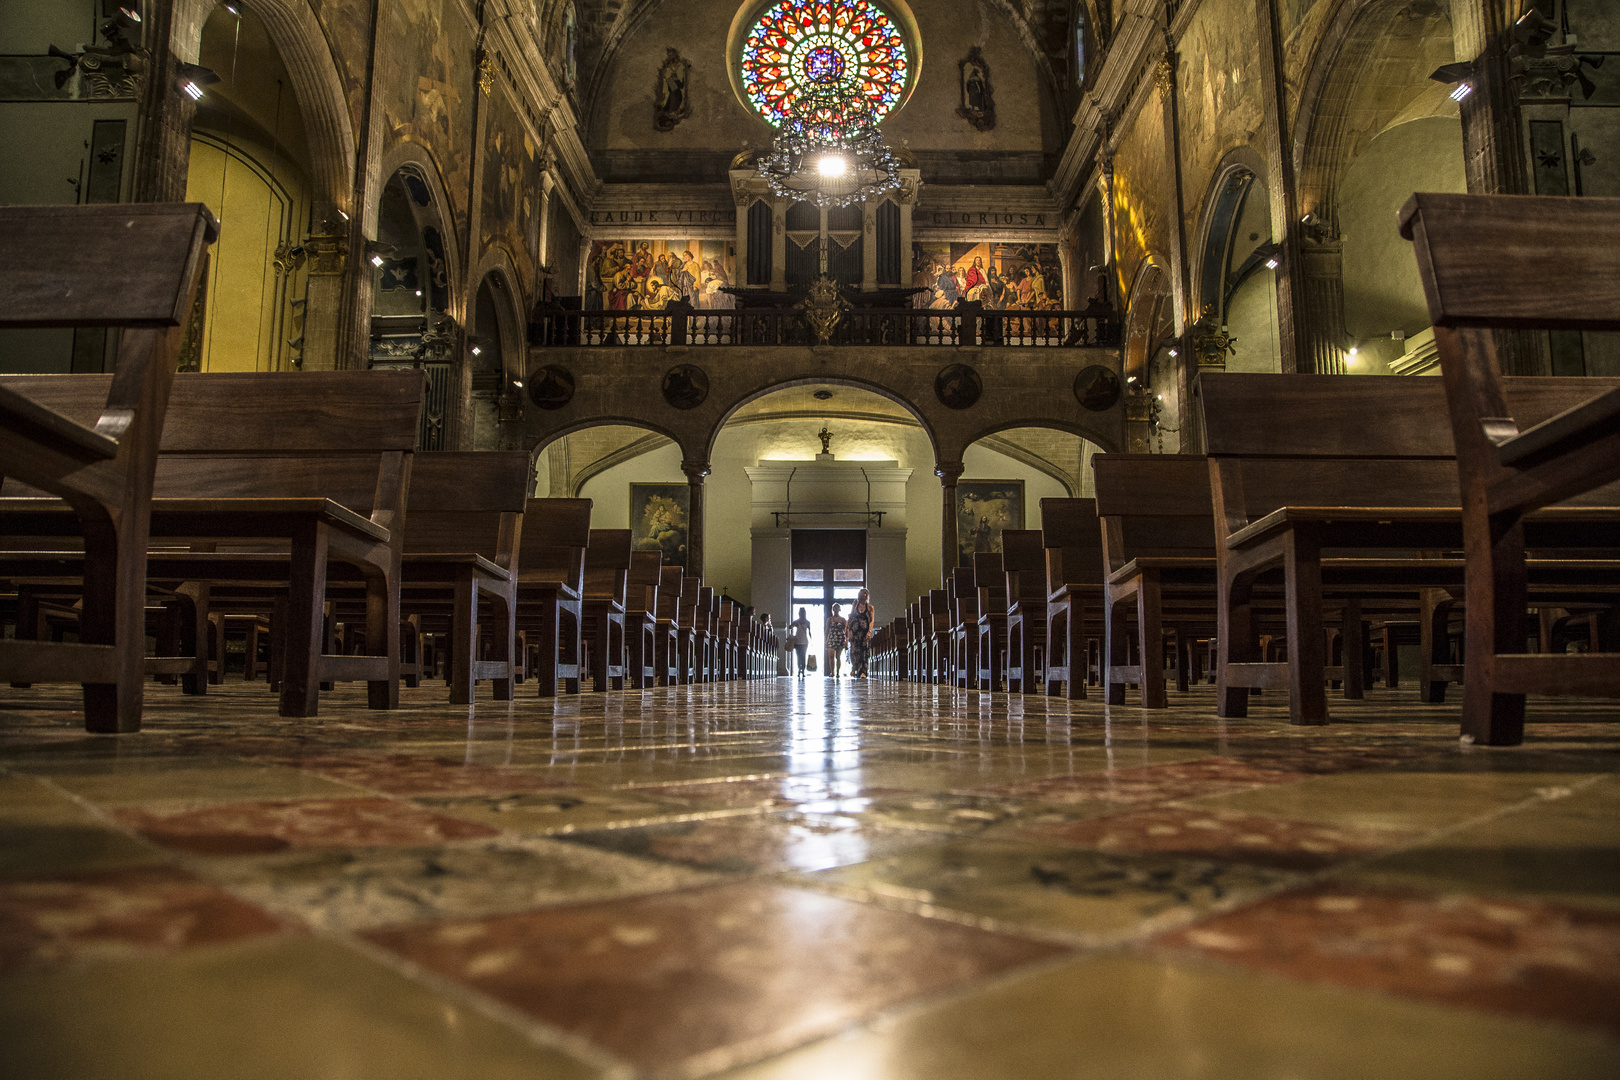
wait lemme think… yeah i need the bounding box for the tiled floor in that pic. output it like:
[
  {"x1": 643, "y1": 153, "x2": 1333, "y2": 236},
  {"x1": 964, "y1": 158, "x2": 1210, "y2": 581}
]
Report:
[{"x1": 2, "y1": 676, "x2": 1618, "y2": 1079}]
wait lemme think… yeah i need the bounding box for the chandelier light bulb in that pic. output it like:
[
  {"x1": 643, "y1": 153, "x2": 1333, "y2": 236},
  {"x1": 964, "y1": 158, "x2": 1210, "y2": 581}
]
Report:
[{"x1": 818, "y1": 154, "x2": 848, "y2": 178}]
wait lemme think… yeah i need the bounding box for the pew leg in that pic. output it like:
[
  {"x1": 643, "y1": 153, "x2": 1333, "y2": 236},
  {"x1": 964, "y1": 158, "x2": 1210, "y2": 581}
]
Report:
[
  {"x1": 1382, "y1": 625, "x2": 1399, "y2": 688},
  {"x1": 534, "y1": 602, "x2": 560, "y2": 698},
  {"x1": 1175, "y1": 631, "x2": 1190, "y2": 694},
  {"x1": 176, "y1": 583, "x2": 208, "y2": 696},
  {"x1": 78, "y1": 508, "x2": 146, "y2": 733},
  {"x1": 1420, "y1": 589, "x2": 1455, "y2": 705},
  {"x1": 1216, "y1": 571, "x2": 1256, "y2": 719},
  {"x1": 628, "y1": 617, "x2": 647, "y2": 690},
  {"x1": 1138, "y1": 572, "x2": 1166, "y2": 709},
  {"x1": 1341, "y1": 599, "x2": 1365, "y2": 700},
  {"x1": 450, "y1": 570, "x2": 477, "y2": 706},
  {"x1": 207, "y1": 612, "x2": 225, "y2": 685},
  {"x1": 280, "y1": 521, "x2": 329, "y2": 718},
  {"x1": 1106, "y1": 593, "x2": 1128, "y2": 706},
  {"x1": 491, "y1": 591, "x2": 514, "y2": 702},
  {"x1": 1283, "y1": 528, "x2": 1329, "y2": 725},
  {"x1": 1460, "y1": 511, "x2": 1529, "y2": 746}
]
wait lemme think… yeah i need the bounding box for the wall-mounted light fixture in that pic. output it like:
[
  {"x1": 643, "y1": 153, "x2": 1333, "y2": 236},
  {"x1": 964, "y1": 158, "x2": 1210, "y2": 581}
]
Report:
[{"x1": 174, "y1": 62, "x2": 218, "y2": 101}]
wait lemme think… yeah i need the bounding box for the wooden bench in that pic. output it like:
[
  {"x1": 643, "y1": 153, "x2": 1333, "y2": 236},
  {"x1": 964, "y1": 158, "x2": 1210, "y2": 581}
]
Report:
[
  {"x1": 0, "y1": 203, "x2": 216, "y2": 732},
  {"x1": 654, "y1": 564, "x2": 684, "y2": 684},
  {"x1": 582, "y1": 528, "x2": 632, "y2": 691},
  {"x1": 1402, "y1": 191, "x2": 1620, "y2": 744},
  {"x1": 1000, "y1": 530, "x2": 1048, "y2": 693},
  {"x1": 5, "y1": 369, "x2": 423, "y2": 718},
  {"x1": 1200, "y1": 371, "x2": 1620, "y2": 725},
  {"x1": 381, "y1": 451, "x2": 528, "y2": 704},
  {"x1": 1094, "y1": 455, "x2": 1219, "y2": 708},
  {"x1": 515, "y1": 497, "x2": 591, "y2": 696},
  {"x1": 972, "y1": 551, "x2": 1009, "y2": 691},
  {"x1": 625, "y1": 548, "x2": 662, "y2": 688},
  {"x1": 1040, "y1": 499, "x2": 1105, "y2": 699}
]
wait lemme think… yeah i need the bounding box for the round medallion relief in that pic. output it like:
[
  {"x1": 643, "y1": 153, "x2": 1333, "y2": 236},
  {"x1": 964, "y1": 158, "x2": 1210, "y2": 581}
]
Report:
[
  {"x1": 934, "y1": 363, "x2": 982, "y2": 410},
  {"x1": 527, "y1": 365, "x2": 575, "y2": 410},
  {"x1": 1073, "y1": 365, "x2": 1122, "y2": 412},
  {"x1": 662, "y1": 364, "x2": 710, "y2": 410}
]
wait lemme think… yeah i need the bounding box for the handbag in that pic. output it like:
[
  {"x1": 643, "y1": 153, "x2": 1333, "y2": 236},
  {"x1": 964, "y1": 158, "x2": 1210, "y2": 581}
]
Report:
[{"x1": 807, "y1": 653, "x2": 817, "y2": 672}]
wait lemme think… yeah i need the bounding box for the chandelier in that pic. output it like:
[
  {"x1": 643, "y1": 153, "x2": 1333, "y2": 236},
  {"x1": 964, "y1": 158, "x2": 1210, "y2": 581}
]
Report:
[{"x1": 758, "y1": 87, "x2": 900, "y2": 207}]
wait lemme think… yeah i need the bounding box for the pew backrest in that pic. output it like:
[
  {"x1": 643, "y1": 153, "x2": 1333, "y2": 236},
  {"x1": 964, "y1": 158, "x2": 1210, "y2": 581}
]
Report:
[
  {"x1": 404, "y1": 452, "x2": 530, "y2": 571},
  {"x1": 519, "y1": 497, "x2": 592, "y2": 592},
  {"x1": 584, "y1": 528, "x2": 633, "y2": 604},
  {"x1": 1091, "y1": 454, "x2": 1215, "y2": 576},
  {"x1": 1039, "y1": 497, "x2": 1104, "y2": 594}
]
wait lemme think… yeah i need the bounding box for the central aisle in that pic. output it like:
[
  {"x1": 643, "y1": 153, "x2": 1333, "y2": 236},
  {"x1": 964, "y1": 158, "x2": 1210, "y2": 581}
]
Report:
[{"x1": 1, "y1": 678, "x2": 1617, "y2": 1078}]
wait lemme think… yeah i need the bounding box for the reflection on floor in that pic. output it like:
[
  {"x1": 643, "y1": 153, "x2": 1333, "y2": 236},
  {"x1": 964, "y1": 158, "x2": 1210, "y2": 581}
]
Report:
[{"x1": 2, "y1": 677, "x2": 1618, "y2": 1079}]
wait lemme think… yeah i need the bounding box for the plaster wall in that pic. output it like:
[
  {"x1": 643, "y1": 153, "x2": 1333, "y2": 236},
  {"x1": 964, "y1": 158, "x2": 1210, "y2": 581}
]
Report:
[
  {"x1": 1175, "y1": 0, "x2": 1265, "y2": 241},
  {"x1": 1339, "y1": 115, "x2": 1465, "y2": 374},
  {"x1": 588, "y1": 0, "x2": 1054, "y2": 171}
]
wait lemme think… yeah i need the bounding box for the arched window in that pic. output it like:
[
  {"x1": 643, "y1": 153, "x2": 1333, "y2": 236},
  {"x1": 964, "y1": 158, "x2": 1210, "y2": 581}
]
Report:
[
  {"x1": 738, "y1": 0, "x2": 910, "y2": 131},
  {"x1": 1073, "y1": 5, "x2": 1088, "y2": 86}
]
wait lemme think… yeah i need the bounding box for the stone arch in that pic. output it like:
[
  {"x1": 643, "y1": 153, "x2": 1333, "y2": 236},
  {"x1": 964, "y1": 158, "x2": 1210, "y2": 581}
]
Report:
[
  {"x1": 708, "y1": 374, "x2": 940, "y2": 464},
  {"x1": 530, "y1": 419, "x2": 684, "y2": 499},
  {"x1": 183, "y1": 0, "x2": 358, "y2": 221},
  {"x1": 468, "y1": 248, "x2": 529, "y2": 379},
  {"x1": 1189, "y1": 146, "x2": 1269, "y2": 324},
  {"x1": 373, "y1": 144, "x2": 463, "y2": 319},
  {"x1": 962, "y1": 420, "x2": 1114, "y2": 498}
]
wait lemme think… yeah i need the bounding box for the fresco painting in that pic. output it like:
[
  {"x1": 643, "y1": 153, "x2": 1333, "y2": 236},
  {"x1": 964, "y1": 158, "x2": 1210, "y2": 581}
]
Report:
[
  {"x1": 911, "y1": 242, "x2": 1062, "y2": 309},
  {"x1": 585, "y1": 240, "x2": 737, "y2": 310}
]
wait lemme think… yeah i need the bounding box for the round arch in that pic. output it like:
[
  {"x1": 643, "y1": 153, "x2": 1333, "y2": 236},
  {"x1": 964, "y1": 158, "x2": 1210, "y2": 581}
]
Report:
[
  {"x1": 177, "y1": 0, "x2": 358, "y2": 220},
  {"x1": 373, "y1": 144, "x2": 464, "y2": 318},
  {"x1": 530, "y1": 419, "x2": 683, "y2": 499},
  {"x1": 1189, "y1": 146, "x2": 1269, "y2": 324},
  {"x1": 707, "y1": 374, "x2": 939, "y2": 462},
  {"x1": 468, "y1": 252, "x2": 528, "y2": 381}
]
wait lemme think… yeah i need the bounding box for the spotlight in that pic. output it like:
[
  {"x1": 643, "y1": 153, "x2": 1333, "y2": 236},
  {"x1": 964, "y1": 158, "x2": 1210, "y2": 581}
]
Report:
[
  {"x1": 118, "y1": 6, "x2": 141, "y2": 23},
  {"x1": 174, "y1": 62, "x2": 218, "y2": 100},
  {"x1": 817, "y1": 154, "x2": 848, "y2": 178},
  {"x1": 470, "y1": 345, "x2": 482, "y2": 356},
  {"x1": 1265, "y1": 256, "x2": 1280, "y2": 269},
  {"x1": 415, "y1": 290, "x2": 422, "y2": 297},
  {"x1": 1167, "y1": 348, "x2": 1179, "y2": 358},
  {"x1": 512, "y1": 379, "x2": 523, "y2": 388},
  {"x1": 370, "y1": 253, "x2": 384, "y2": 267},
  {"x1": 1450, "y1": 83, "x2": 1473, "y2": 102}
]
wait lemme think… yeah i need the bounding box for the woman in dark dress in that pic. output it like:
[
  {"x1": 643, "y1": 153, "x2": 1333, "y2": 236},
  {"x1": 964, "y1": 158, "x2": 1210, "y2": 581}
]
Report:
[{"x1": 848, "y1": 588, "x2": 875, "y2": 678}]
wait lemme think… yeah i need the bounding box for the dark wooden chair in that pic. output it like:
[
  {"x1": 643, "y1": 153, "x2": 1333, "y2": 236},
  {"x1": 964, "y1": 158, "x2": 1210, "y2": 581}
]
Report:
[
  {"x1": 385, "y1": 452, "x2": 529, "y2": 704},
  {"x1": 625, "y1": 549, "x2": 662, "y2": 688},
  {"x1": 1200, "y1": 371, "x2": 1620, "y2": 726},
  {"x1": 1401, "y1": 191, "x2": 1620, "y2": 744},
  {"x1": 6, "y1": 370, "x2": 423, "y2": 718},
  {"x1": 1093, "y1": 455, "x2": 1219, "y2": 708},
  {"x1": 0, "y1": 203, "x2": 215, "y2": 732},
  {"x1": 515, "y1": 497, "x2": 592, "y2": 697},
  {"x1": 1001, "y1": 530, "x2": 1048, "y2": 693},
  {"x1": 582, "y1": 528, "x2": 632, "y2": 691},
  {"x1": 1040, "y1": 498, "x2": 1105, "y2": 699}
]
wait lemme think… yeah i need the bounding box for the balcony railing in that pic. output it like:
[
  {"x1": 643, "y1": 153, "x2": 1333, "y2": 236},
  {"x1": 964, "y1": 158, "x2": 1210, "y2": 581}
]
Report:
[{"x1": 530, "y1": 302, "x2": 1121, "y2": 349}]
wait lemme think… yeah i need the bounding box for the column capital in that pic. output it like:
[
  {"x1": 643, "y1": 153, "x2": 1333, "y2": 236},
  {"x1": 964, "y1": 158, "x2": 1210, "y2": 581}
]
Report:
[
  {"x1": 681, "y1": 459, "x2": 711, "y2": 483},
  {"x1": 934, "y1": 460, "x2": 965, "y2": 484}
]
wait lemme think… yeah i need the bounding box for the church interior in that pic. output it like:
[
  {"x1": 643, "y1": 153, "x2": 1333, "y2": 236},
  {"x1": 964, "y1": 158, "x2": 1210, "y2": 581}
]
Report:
[{"x1": 2, "y1": 0, "x2": 1619, "y2": 1076}]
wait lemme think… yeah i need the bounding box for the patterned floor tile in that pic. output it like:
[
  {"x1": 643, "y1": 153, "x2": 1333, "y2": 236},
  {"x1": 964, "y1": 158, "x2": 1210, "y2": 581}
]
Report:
[
  {"x1": 113, "y1": 797, "x2": 500, "y2": 854},
  {"x1": 0, "y1": 866, "x2": 285, "y2": 973},
  {"x1": 1015, "y1": 806, "x2": 1417, "y2": 870},
  {"x1": 419, "y1": 786, "x2": 730, "y2": 835},
  {"x1": 971, "y1": 756, "x2": 1308, "y2": 807},
  {"x1": 252, "y1": 752, "x2": 566, "y2": 797},
  {"x1": 800, "y1": 836, "x2": 1294, "y2": 943},
  {"x1": 1158, "y1": 882, "x2": 1620, "y2": 1036},
  {"x1": 361, "y1": 880, "x2": 1064, "y2": 1076}
]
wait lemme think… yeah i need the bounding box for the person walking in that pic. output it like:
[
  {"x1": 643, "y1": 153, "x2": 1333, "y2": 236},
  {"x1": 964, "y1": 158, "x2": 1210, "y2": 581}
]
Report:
[
  {"x1": 848, "y1": 588, "x2": 875, "y2": 679},
  {"x1": 825, "y1": 604, "x2": 848, "y2": 678},
  {"x1": 786, "y1": 607, "x2": 812, "y2": 678}
]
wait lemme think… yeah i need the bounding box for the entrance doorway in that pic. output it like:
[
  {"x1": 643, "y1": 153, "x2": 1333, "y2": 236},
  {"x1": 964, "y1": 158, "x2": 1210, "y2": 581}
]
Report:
[{"x1": 790, "y1": 530, "x2": 866, "y2": 674}]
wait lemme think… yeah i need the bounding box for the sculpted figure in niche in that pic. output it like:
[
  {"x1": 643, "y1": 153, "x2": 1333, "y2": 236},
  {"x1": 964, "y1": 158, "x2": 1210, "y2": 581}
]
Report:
[
  {"x1": 957, "y1": 47, "x2": 995, "y2": 132},
  {"x1": 655, "y1": 48, "x2": 692, "y2": 132}
]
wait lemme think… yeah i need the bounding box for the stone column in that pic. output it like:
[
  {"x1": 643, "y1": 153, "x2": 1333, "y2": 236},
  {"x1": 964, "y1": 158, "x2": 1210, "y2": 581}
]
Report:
[
  {"x1": 683, "y1": 458, "x2": 710, "y2": 582},
  {"x1": 936, "y1": 460, "x2": 964, "y2": 583},
  {"x1": 1252, "y1": 0, "x2": 1309, "y2": 373},
  {"x1": 299, "y1": 230, "x2": 349, "y2": 370},
  {"x1": 537, "y1": 169, "x2": 555, "y2": 269}
]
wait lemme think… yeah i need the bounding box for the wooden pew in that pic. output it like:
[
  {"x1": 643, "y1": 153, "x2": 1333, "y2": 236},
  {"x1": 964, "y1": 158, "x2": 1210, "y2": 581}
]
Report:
[
  {"x1": 1093, "y1": 455, "x2": 1219, "y2": 708},
  {"x1": 0, "y1": 202, "x2": 216, "y2": 732},
  {"x1": 973, "y1": 550, "x2": 1010, "y2": 691},
  {"x1": 5, "y1": 370, "x2": 423, "y2": 718},
  {"x1": 379, "y1": 451, "x2": 528, "y2": 704},
  {"x1": 582, "y1": 528, "x2": 632, "y2": 691},
  {"x1": 625, "y1": 549, "x2": 662, "y2": 688},
  {"x1": 654, "y1": 565, "x2": 684, "y2": 684},
  {"x1": 947, "y1": 566, "x2": 979, "y2": 688},
  {"x1": 516, "y1": 497, "x2": 591, "y2": 697},
  {"x1": 1001, "y1": 530, "x2": 1048, "y2": 693},
  {"x1": 1200, "y1": 371, "x2": 1620, "y2": 726},
  {"x1": 1040, "y1": 499, "x2": 1105, "y2": 699},
  {"x1": 1401, "y1": 191, "x2": 1620, "y2": 744}
]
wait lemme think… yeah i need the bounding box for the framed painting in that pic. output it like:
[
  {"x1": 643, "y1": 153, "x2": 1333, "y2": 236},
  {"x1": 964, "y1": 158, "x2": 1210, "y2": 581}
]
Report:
[
  {"x1": 955, "y1": 480, "x2": 1024, "y2": 567},
  {"x1": 630, "y1": 483, "x2": 690, "y2": 569}
]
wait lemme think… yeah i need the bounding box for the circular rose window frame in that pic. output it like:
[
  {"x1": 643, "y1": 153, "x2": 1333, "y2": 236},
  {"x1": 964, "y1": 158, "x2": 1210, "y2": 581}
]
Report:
[{"x1": 726, "y1": 0, "x2": 922, "y2": 130}]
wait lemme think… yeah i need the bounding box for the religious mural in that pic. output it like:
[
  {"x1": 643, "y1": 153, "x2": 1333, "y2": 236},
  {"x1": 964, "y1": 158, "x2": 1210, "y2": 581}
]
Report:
[
  {"x1": 584, "y1": 240, "x2": 737, "y2": 309},
  {"x1": 955, "y1": 481, "x2": 1024, "y2": 568},
  {"x1": 630, "y1": 483, "x2": 690, "y2": 569},
  {"x1": 911, "y1": 242, "x2": 1062, "y2": 309},
  {"x1": 481, "y1": 84, "x2": 541, "y2": 286},
  {"x1": 654, "y1": 48, "x2": 691, "y2": 131},
  {"x1": 957, "y1": 47, "x2": 995, "y2": 131}
]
